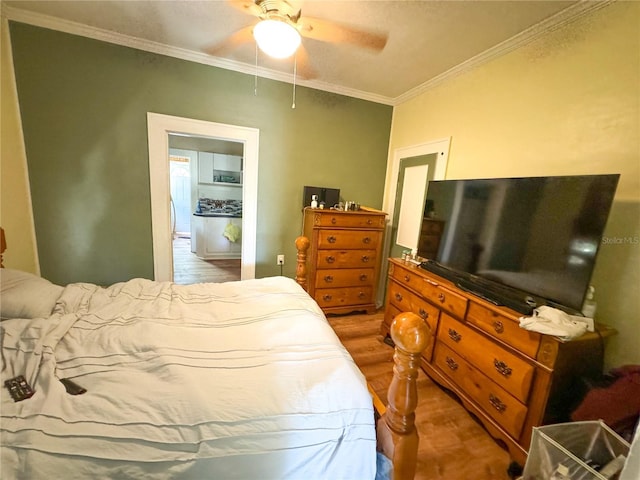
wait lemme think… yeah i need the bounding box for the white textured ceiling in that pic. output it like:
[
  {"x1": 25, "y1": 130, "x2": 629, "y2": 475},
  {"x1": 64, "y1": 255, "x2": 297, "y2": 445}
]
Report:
[{"x1": 5, "y1": 0, "x2": 601, "y2": 105}]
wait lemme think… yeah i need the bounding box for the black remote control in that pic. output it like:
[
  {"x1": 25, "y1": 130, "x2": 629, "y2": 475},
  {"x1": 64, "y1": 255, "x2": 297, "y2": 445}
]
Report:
[
  {"x1": 60, "y1": 378, "x2": 87, "y2": 395},
  {"x1": 4, "y1": 375, "x2": 35, "y2": 402}
]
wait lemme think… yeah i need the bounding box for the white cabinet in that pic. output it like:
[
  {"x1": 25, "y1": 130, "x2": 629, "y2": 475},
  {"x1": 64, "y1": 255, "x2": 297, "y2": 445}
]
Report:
[
  {"x1": 213, "y1": 154, "x2": 242, "y2": 172},
  {"x1": 198, "y1": 152, "x2": 214, "y2": 184},
  {"x1": 195, "y1": 216, "x2": 242, "y2": 259},
  {"x1": 198, "y1": 152, "x2": 242, "y2": 185}
]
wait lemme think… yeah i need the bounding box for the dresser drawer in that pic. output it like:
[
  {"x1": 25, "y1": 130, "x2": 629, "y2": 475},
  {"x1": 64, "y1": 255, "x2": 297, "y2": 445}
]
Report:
[
  {"x1": 387, "y1": 281, "x2": 440, "y2": 332},
  {"x1": 466, "y1": 302, "x2": 541, "y2": 359},
  {"x1": 316, "y1": 249, "x2": 377, "y2": 269},
  {"x1": 434, "y1": 343, "x2": 528, "y2": 439},
  {"x1": 315, "y1": 268, "x2": 375, "y2": 288},
  {"x1": 419, "y1": 277, "x2": 468, "y2": 320},
  {"x1": 421, "y1": 219, "x2": 444, "y2": 235},
  {"x1": 417, "y1": 234, "x2": 441, "y2": 256},
  {"x1": 310, "y1": 212, "x2": 385, "y2": 228},
  {"x1": 438, "y1": 314, "x2": 534, "y2": 403},
  {"x1": 390, "y1": 263, "x2": 468, "y2": 318},
  {"x1": 390, "y1": 262, "x2": 423, "y2": 290},
  {"x1": 315, "y1": 286, "x2": 373, "y2": 308},
  {"x1": 317, "y1": 230, "x2": 381, "y2": 250}
]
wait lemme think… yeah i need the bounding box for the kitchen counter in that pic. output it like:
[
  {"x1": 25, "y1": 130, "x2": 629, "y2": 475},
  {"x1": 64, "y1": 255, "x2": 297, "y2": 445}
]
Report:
[
  {"x1": 193, "y1": 215, "x2": 242, "y2": 259},
  {"x1": 193, "y1": 212, "x2": 242, "y2": 218}
]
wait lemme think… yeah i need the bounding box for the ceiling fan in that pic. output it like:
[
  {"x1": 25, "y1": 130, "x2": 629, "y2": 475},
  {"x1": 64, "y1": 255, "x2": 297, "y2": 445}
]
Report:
[{"x1": 204, "y1": 0, "x2": 388, "y2": 79}]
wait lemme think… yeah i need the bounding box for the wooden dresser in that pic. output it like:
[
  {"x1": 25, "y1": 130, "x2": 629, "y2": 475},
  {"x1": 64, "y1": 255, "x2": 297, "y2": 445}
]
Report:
[
  {"x1": 417, "y1": 218, "x2": 445, "y2": 260},
  {"x1": 302, "y1": 207, "x2": 387, "y2": 315},
  {"x1": 382, "y1": 258, "x2": 613, "y2": 465}
]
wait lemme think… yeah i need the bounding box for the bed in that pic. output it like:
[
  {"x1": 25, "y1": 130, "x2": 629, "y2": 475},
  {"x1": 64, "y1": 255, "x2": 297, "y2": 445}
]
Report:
[{"x1": 0, "y1": 231, "x2": 426, "y2": 480}]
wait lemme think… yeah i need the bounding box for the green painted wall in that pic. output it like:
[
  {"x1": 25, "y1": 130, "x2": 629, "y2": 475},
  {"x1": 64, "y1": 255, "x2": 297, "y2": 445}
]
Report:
[{"x1": 10, "y1": 22, "x2": 392, "y2": 285}]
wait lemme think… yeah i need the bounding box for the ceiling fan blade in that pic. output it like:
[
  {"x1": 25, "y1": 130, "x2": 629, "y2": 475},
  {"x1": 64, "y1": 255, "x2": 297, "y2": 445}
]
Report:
[
  {"x1": 228, "y1": 0, "x2": 263, "y2": 17},
  {"x1": 295, "y1": 45, "x2": 317, "y2": 80},
  {"x1": 298, "y1": 17, "x2": 387, "y2": 51},
  {"x1": 203, "y1": 25, "x2": 255, "y2": 56}
]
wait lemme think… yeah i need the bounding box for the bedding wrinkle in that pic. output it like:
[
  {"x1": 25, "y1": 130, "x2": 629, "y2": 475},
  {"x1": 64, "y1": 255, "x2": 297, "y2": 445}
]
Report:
[{"x1": 1, "y1": 276, "x2": 375, "y2": 479}]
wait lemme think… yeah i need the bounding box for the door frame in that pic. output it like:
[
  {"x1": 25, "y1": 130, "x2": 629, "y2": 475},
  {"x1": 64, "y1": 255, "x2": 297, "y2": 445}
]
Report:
[
  {"x1": 147, "y1": 113, "x2": 259, "y2": 281},
  {"x1": 377, "y1": 137, "x2": 451, "y2": 304},
  {"x1": 390, "y1": 155, "x2": 436, "y2": 257}
]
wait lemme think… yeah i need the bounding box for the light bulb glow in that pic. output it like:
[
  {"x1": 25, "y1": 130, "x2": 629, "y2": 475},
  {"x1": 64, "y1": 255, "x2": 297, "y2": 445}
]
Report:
[{"x1": 253, "y1": 19, "x2": 301, "y2": 59}]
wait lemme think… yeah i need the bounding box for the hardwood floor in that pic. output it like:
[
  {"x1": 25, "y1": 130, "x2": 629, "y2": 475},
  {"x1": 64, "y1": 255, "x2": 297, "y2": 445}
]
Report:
[
  {"x1": 172, "y1": 236, "x2": 240, "y2": 284},
  {"x1": 328, "y1": 311, "x2": 513, "y2": 480}
]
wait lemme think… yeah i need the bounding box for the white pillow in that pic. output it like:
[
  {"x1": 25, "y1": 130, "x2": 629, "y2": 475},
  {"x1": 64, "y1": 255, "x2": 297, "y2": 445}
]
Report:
[{"x1": 0, "y1": 269, "x2": 63, "y2": 320}]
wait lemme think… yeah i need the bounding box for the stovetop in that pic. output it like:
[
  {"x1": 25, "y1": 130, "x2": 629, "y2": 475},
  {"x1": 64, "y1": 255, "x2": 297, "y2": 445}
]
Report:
[{"x1": 195, "y1": 198, "x2": 242, "y2": 217}]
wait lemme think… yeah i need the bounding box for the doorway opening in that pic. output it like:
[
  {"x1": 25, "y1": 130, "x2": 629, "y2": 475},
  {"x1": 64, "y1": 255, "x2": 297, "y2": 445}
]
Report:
[
  {"x1": 147, "y1": 113, "x2": 259, "y2": 282},
  {"x1": 169, "y1": 136, "x2": 244, "y2": 284}
]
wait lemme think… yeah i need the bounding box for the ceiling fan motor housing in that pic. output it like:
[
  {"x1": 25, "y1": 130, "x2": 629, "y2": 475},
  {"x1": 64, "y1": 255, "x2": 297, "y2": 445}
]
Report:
[{"x1": 256, "y1": 0, "x2": 301, "y2": 23}]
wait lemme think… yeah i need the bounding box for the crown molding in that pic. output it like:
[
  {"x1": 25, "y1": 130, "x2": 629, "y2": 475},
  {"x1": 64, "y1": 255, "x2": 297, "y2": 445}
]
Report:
[
  {"x1": 1, "y1": 4, "x2": 395, "y2": 105},
  {"x1": 3, "y1": 1, "x2": 613, "y2": 107},
  {"x1": 392, "y1": 0, "x2": 615, "y2": 106}
]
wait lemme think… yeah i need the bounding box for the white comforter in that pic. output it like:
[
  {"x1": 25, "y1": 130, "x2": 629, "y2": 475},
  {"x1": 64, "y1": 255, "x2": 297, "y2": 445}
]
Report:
[{"x1": 1, "y1": 276, "x2": 376, "y2": 479}]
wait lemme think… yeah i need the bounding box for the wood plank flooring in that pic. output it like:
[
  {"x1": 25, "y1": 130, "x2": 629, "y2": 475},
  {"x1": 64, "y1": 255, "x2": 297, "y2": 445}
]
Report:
[
  {"x1": 172, "y1": 236, "x2": 240, "y2": 284},
  {"x1": 328, "y1": 311, "x2": 513, "y2": 480}
]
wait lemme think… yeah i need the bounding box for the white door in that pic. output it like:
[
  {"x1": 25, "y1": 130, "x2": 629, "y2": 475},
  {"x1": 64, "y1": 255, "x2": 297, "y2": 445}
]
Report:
[
  {"x1": 390, "y1": 154, "x2": 438, "y2": 259},
  {"x1": 169, "y1": 160, "x2": 192, "y2": 235},
  {"x1": 378, "y1": 138, "x2": 451, "y2": 305}
]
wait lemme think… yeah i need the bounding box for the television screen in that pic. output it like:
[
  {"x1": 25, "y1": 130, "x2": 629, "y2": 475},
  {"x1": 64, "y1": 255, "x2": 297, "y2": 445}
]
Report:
[
  {"x1": 419, "y1": 174, "x2": 619, "y2": 313},
  {"x1": 303, "y1": 186, "x2": 340, "y2": 209}
]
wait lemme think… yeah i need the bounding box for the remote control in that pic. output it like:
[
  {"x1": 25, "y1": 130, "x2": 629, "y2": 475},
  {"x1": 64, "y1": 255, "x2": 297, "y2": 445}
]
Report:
[
  {"x1": 60, "y1": 378, "x2": 87, "y2": 395},
  {"x1": 4, "y1": 375, "x2": 35, "y2": 402}
]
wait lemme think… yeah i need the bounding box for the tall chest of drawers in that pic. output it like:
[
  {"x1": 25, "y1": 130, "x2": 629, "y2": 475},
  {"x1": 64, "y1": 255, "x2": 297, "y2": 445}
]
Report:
[
  {"x1": 382, "y1": 258, "x2": 612, "y2": 465},
  {"x1": 302, "y1": 207, "x2": 386, "y2": 315}
]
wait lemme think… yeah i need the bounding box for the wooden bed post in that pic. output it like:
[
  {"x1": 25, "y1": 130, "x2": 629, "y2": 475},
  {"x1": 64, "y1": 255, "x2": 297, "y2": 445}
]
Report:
[
  {"x1": 294, "y1": 234, "x2": 426, "y2": 477},
  {"x1": 294, "y1": 236, "x2": 310, "y2": 291},
  {"x1": 378, "y1": 312, "x2": 429, "y2": 480}
]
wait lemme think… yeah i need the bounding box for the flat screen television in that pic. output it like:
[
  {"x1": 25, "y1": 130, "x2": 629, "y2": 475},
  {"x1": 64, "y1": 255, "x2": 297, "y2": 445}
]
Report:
[
  {"x1": 303, "y1": 186, "x2": 340, "y2": 209},
  {"x1": 418, "y1": 174, "x2": 619, "y2": 315}
]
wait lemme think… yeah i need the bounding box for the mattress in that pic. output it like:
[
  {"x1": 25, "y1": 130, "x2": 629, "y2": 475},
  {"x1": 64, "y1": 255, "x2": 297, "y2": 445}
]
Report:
[{"x1": 0, "y1": 276, "x2": 376, "y2": 479}]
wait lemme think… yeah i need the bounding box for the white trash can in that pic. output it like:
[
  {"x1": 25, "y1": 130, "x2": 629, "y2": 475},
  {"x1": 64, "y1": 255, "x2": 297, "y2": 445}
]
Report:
[{"x1": 523, "y1": 420, "x2": 630, "y2": 480}]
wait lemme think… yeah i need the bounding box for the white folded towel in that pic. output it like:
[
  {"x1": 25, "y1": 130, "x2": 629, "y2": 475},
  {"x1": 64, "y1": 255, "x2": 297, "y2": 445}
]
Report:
[{"x1": 519, "y1": 305, "x2": 587, "y2": 341}]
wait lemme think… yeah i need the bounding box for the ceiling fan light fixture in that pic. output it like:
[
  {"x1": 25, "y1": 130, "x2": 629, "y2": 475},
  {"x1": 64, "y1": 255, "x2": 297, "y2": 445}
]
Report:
[{"x1": 253, "y1": 19, "x2": 301, "y2": 59}]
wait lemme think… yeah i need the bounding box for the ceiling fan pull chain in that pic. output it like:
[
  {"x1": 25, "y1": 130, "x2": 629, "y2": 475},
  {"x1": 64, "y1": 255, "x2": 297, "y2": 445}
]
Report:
[
  {"x1": 292, "y1": 54, "x2": 297, "y2": 109},
  {"x1": 254, "y1": 42, "x2": 259, "y2": 96}
]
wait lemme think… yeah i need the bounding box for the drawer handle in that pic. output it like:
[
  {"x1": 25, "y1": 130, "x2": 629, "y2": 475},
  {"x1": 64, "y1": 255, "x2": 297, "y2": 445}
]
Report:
[
  {"x1": 362, "y1": 237, "x2": 371, "y2": 244},
  {"x1": 327, "y1": 235, "x2": 337, "y2": 243},
  {"x1": 358, "y1": 291, "x2": 366, "y2": 299},
  {"x1": 361, "y1": 255, "x2": 370, "y2": 263},
  {"x1": 322, "y1": 294, "x2": 332, "y2": 301},
  {"x1": 395, "y1": 293, "x2": 403, "y2": 302},
  {"x1": 359, "y1": 274, "x2": 368, "y2": 281},
  {"x1": 426, "y1": 279, "x2": 438, "y2": 286},
  {"x1": 448, "y1": 328, "x2": 462, "y2": 343},
  {"x1": 326, "y1": 255, "x2": 336, "y2": 264},
  {"x1": 445, "y1": 356, "x2": 459, "y2": 371},
  {"x1": 323, "y1": 275, "x2": 334, "y2": 283},
  {"x1": 489, "y1": 394, "x2": 507, "y2": 413},
  {"x1": 331, "y1": 217, "x2": 337, "y2": 224},
  {"x1": 438, "y1": 293, "x2": 446, "y2": 303},
  {"x1": 494, "y1": 359, "x2": 512, "y2": 377},
  {"x1": 366, "y1": 219, "x2": 372, "y2": 225},
  {"x1": 493, "y1": 320, "x2": 504, "y2": 334},
  {"x1": 404, "y1": 275, "x2": 410, "y2": 282},
  {"x1": 418, "y1": 308, "x2": 429, "y2": 320}
]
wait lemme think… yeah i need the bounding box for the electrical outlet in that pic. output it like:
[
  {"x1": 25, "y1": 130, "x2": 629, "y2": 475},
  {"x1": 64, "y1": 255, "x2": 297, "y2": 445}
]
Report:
[{"x1": 277, "y1": 254, "x2": 285, "y2": 265}]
